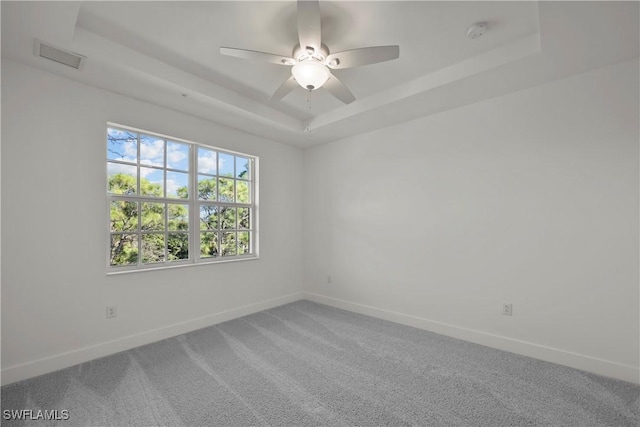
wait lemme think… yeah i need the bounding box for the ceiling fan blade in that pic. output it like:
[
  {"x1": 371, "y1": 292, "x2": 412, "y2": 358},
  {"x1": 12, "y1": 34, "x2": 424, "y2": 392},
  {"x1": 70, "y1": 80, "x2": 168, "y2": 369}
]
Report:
[
  {"x1": 220, "y1": 47, "x2": 295, "y2": 66},
  {"x1": 324, "y1": 73, "x2": 355, "y2": 104},
  {"x1": 269, "y1": 76, "x2": 298, "y2": 102},
  {"x1": 297, "y1": 0, "x2": 322, "y2": 54},
  {"x1": 325, "y1": 45, "x2": 400, "y2": 69}
]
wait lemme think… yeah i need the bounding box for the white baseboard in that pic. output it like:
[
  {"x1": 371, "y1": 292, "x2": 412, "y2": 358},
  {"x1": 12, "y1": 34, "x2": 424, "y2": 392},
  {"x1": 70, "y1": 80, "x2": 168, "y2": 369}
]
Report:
[
  {"x1": 1, "y1": 292, "x2": 304, "y2": 386},
  {"x1": 4, "y1": 292, "x2": 638, "y2": 386},
  {"x1": 303, "y1": 292, "x2": 640, "y2": 385}
]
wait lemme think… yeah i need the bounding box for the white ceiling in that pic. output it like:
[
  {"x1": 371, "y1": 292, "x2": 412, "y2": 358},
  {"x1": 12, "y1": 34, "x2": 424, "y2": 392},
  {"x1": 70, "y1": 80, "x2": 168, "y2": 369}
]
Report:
[{"x1": 2, "y1": 1, "x2": 638, "y2": 147}]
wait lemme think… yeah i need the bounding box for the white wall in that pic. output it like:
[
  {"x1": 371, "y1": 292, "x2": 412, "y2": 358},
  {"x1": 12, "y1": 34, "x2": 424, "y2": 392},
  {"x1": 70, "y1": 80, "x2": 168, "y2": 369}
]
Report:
[
  {"x1": 3, "y1": 56, "x2": 639, "y2": 386},
  {"x1": 304, "y1": 58, "x2": 640, "y2": 383},
  {"x1": 1, "y1": 60, "x2": 304, "y2": 384}
]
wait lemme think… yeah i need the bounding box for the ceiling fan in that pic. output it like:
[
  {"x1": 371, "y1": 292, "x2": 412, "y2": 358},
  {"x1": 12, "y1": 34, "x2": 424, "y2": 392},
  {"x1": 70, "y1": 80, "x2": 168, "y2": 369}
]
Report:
[{"x1": 220, "y1": 0, "x2": 400, "y2": 104}]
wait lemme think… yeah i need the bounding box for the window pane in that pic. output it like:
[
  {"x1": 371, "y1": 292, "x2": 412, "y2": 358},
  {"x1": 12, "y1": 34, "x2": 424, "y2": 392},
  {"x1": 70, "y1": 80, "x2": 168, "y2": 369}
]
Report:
[
  {"x1": 219, "y1": 153, "x2": 234, "y2": 177},
  {"x1": 110, "y1": 234, "x2": 138, "y2": 266},
  {"x1": 221, "y1": 207, "x2": 236, "y2": 230},
  {"x1": 198, "y1": 147, "x2": 217, "y2": 174},
  {"x1": 168, "y1": 233, "x2": 189, "y2": 261},
  {"x1": 200, "y1": 206, "x2": 218, "y2": 230},
  {"x1": 236, "y1": 156, "x2": 250, "y2": 179},
  {"x1": 107, "y1": 128, "x2": 137, "y2": 162},
  {"x1": 167, "y1": 171, "x2": 188, "y2": 199},
  {"x1": 107, "y1": 163, "x2": 137, "y2": 195},
  {"x1": 221, "y1": 232, "x2": 236, "y2": 256},
  {"x1": 167, "y1": 141, "x2": 189, "y2": 171},
  {"x1": 140, "y1": 168, "x2": 164, "y2": 196},
  {"x1": 142, "y1": 234, "x2": 165, "y2": 263},
  {"x1": 236, "y1": 180, "x2": 250, "y2": 203},
  {"x1": 197, "y1": 175, "x2": 217, "y2": 200},
  {"x1": 200, "y1": 232, "x2": 218, "y2": 258},
  {"x1": 218, "y1": 178, "x2": 234, "y2": 202},
  {"x1": 238, "y1": 231, "x2": 250, "y2": 255},
  {"x1": 141, "y1": 203, "x2": 165, "y2": 231},
  {"x1": 168, "y1": 204, "x2": 188, "y2": 231},
  {"x1": 238, "y1": 208, "x2": 250, "y2": 229},
  {"x1": 140, "y1": 134, "x2": 164, "y2": 167},
  {"x1": 110, "y1": 201, "x2": 138, "y2": 232}
]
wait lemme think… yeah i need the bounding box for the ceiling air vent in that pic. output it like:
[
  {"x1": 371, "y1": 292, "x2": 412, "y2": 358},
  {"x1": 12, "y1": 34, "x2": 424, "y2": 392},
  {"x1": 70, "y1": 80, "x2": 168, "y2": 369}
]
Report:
[{"x1": 35, "y1": 40, "x2": 85, "y2": 70}]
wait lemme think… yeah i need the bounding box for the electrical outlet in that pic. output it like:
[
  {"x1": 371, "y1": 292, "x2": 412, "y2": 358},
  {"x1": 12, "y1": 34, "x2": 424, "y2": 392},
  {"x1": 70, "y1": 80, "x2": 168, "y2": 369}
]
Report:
[
  {"x1": 106, "y1": 306, "x2": 117, "y2": 319},
  {"x1": 502, "y1": 303, "x2": 513, "y2": 316}
]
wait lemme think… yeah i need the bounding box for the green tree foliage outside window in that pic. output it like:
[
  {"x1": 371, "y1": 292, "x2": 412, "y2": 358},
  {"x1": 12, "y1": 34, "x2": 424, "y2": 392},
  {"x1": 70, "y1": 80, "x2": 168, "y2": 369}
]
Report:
[
  {"x1": 109, "y1": 174, "x2": 189, "y2": 266},
  {"x1": 107, "y1": 126, "x2": 255, "y2": 271}
]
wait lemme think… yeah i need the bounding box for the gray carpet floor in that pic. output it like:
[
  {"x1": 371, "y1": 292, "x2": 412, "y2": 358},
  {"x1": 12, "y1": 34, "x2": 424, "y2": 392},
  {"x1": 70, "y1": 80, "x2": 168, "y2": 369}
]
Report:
[{"x1": 1, "y1": 300, "x2": 639, "y2": 426}]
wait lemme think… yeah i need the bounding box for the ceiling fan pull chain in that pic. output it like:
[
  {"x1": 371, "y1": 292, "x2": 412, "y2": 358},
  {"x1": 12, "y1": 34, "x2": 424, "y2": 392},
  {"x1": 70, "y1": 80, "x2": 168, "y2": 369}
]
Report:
[{"x1": 305, "y1": 93, "x2": 312, "y2": 137}]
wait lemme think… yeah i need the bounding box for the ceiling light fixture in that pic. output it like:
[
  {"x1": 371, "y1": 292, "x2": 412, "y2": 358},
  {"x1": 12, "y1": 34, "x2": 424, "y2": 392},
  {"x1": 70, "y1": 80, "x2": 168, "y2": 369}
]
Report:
[
  {"x1": 220, "y1": 0, "x2": 400, "y2": 103},
  {"x1": 291, "y1": 59, "x2": 331, "y2": 91}
]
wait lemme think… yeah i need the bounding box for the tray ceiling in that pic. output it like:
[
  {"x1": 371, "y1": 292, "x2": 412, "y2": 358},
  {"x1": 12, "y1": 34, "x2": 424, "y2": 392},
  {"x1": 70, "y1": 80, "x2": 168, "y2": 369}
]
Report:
[{"x1": 2, "y1": 1, "x2": 638, "y2": 146}]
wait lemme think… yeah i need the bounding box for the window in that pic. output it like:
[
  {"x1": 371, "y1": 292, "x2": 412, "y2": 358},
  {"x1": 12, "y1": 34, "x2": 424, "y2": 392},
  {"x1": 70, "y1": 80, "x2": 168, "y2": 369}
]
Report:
[{"x1": 107, "y1": 125, "x2": 257, "y2": 272}]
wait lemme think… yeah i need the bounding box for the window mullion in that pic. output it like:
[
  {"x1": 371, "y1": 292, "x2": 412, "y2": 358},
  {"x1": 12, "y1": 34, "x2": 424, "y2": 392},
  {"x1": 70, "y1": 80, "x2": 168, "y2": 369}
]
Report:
[
  {"x1": 217, "y1": 224, "x2": 222, "y2": 258},
  {"x1": 164, "y1": 202, "x2": 169, "y2": 263},
  {"x1": 136, "y1": 133, "x2": 142, "y2": 266},
  {"x1": 137, "y1": 195, "x2": 142, "y2": 267},
  {"x1": 191, "y1": 143, "x2": 198, "y2": 263},
  {"x1": 163, "y1": 141, "x2": 168, "y2": 263}
]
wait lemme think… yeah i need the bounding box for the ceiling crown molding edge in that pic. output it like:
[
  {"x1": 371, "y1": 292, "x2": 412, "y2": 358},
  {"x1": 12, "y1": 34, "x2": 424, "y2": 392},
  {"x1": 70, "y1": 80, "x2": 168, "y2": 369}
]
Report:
[{"x1": 310, "y1": 32, "x2": 541, "y2": 133}]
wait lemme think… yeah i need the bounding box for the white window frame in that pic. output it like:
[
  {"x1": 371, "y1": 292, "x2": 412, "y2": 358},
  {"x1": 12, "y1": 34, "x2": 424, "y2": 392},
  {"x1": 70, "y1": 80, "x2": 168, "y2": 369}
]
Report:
[{"x1": 106, "y1": 123, "x2": 259, "y2": 274}]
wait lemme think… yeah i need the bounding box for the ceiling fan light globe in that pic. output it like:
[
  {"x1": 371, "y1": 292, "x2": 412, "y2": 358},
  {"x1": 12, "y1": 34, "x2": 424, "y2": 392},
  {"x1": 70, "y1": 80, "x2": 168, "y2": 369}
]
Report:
[{"x1": 292, "y1": 60, "x2": 330, "y2": 91}]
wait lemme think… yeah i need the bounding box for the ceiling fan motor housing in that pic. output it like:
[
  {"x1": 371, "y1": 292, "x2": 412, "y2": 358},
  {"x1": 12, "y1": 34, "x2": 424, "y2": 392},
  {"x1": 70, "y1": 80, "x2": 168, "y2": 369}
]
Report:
[{"x1": 293, "y1": 43, "x2": 330, "y2": 62}]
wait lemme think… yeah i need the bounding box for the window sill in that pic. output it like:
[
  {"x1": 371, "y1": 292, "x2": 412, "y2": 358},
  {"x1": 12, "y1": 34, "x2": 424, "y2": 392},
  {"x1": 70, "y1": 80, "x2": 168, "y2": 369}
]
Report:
[{"x1": 106, "y1": 255, "x2": 259, "y2": 276}]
